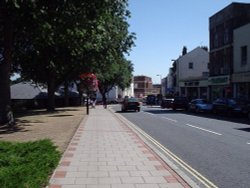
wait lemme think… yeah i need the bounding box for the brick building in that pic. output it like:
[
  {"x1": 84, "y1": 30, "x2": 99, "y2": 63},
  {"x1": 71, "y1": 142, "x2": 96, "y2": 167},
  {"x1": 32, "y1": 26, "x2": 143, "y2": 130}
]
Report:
[
  {"x1": 133, "y1": 76, "x2": 159, "y2": 98},
  {"x1": 208, "y1": 2, "x2": 250, "y2": 100}
]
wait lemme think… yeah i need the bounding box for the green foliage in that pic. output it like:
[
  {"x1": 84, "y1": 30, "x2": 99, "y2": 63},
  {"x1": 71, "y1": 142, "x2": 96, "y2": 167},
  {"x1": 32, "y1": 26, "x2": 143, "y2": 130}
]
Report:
[
  {"x1": 0, "y1": 139, "x2": 60, "y2": 188},
  {"x1": 1, "y1": 0, "x2": 135, "y2": 110},
  {"x1": 97, "y1": 57, "x2": 133, "y2": 97}
]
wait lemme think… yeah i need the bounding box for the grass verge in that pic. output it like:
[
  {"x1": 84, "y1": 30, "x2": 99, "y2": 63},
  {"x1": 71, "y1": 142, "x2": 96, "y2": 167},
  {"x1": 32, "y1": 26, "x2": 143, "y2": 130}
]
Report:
[{"x1": 0, "y1": 139, "x2": 61, "y2": 188}]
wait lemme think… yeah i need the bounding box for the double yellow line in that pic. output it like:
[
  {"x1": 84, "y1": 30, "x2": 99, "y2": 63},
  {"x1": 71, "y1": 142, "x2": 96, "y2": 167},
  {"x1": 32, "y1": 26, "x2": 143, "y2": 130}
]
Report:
[{"x1": 115, "y1": 111, "x2": 218, "y2": 188}]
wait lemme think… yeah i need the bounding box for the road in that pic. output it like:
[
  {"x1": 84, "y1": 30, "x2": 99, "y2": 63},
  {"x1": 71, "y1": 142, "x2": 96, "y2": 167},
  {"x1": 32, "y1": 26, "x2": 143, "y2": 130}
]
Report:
[{"x1": 111, "y1": 105, "x2": 250, "y2": 188}]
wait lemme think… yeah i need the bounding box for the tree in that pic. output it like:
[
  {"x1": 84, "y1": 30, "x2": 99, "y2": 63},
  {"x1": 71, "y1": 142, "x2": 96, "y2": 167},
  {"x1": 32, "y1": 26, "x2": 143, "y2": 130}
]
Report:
[
  {"x1": 0, "y1": 0, "x2": 135, "y2": 121},
  {"x1": 0, "y1": 1, "x2": 32, "y2": 125},
  {"x1": 14, "y1": 1, "x2": 118, "y2": 111},
  {"x1": 91, "y1": 0, "x2": 135, "y2": 105},
  {"x1": 97, "y1": 58, "x2": 133, "y2": 106},
  {"x1": 79, "y1": 73, "x2": 98, "y2": 113}
]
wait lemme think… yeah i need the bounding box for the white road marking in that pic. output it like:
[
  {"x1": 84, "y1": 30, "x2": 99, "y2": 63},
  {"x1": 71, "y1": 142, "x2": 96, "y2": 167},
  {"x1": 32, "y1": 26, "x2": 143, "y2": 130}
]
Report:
[
  {"x1": 186, "y1": 124, "x2": 222, "y2": 136},
  {"x1": 162, "y1": 117, "x2": 177, "y2": 122},
  {"x1": 247, "y1": 142, "x2": 250, "y2": 145},
  {"x1": 143, "y1": 112, "x2": 155, "y2": 116}
]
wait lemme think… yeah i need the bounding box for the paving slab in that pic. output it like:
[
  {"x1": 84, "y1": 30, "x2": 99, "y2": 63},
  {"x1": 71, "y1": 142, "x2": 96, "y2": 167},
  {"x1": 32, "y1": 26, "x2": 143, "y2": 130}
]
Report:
[{"x1": 47, "y1": 106, "x2": 195, "y2": 188}]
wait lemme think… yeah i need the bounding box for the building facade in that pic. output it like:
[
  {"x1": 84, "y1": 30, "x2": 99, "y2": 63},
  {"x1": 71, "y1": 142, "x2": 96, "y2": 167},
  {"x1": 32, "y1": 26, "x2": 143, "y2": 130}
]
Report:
[
  {"x1": 232, "y1": 23, "x2": 250, "y2": 99},
  {"x1": 208, "y1": 2, "x2": 250, "y2": 100},
  {"x1": 166, "y1": 68, "x2": 175, "y2": 96},
  {"x1": 133, "y1": 75, "x2": 155, "y2": 98},
  {"x1": 176, "y1": 47, "x2": 209, "y2": 100}
]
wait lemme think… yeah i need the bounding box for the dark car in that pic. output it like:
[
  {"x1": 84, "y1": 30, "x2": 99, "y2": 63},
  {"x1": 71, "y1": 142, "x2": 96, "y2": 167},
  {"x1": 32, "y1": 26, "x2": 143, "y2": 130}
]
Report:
[
  {"x1": 234, "y1": 98, "x2": 250, "y2": 117},
  {"x1": 188, "y1": 99, "x2": 213, "y2": 113},
  {"x1": 161, "y1": 98, "x2": 174, "y2": 109},
  {"x1": 121, "y1": 98, "x2": 141, "y2": 112},
  {"x1": 246, "y1": 104, "x2": 250, "y2": 120},
  {"x1": 212, "y1": 98, "x2": 249, "y2": 116},
  {"x1": 171, "y1": 96, "x2": 189, "y2": 110},
  {"x1": 146, "y1": 95, "x2": 156, "y2": 105}
]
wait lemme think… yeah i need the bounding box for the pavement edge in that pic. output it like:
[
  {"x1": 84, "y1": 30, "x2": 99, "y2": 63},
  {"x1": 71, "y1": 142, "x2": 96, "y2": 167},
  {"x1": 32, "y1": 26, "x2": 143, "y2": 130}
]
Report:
[{"x1": 109, "y1": 107, "x2": 202, "y2": 188}]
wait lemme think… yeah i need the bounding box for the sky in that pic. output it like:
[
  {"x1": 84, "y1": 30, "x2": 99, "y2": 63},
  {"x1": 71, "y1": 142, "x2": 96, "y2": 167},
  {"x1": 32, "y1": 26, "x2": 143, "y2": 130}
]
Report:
[{"x1": 127, "y1": 0, "x2": 250, "y2": 84}]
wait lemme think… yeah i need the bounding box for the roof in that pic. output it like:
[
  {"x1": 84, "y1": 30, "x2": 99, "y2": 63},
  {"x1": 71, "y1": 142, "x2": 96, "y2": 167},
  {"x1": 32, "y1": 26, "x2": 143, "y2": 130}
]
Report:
[
  {"x1": 11, "y1": 82, "x2": 45, "y2": 99},
  {"x1": 11, "y1": 82, "x2": 61, "y2": 99}
]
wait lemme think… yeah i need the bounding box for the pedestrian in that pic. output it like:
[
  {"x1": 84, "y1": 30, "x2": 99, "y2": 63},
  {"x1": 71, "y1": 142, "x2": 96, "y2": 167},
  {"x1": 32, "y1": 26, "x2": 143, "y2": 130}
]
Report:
[{"x1": 90, "y1": 94, "x2": 96, "y2": 108}]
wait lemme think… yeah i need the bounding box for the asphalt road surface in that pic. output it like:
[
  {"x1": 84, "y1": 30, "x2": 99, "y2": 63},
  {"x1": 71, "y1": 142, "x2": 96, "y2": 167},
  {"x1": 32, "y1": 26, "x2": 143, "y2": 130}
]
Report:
[{"x1": 111, "y1": 105, "x2": 250, "y2": 188}]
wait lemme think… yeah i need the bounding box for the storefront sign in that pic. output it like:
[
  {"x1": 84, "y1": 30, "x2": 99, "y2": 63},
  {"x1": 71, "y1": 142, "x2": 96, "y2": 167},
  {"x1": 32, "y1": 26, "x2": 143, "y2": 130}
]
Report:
[
  {"x1": 208, "y1": 75, "x2": 230, "y2": 85},
  {"x1": 232, "y1": 72, "x2": 250, "y2": 82},
  {"x1": 179, "y1": 80, "x2": 208, "y2": 87}
]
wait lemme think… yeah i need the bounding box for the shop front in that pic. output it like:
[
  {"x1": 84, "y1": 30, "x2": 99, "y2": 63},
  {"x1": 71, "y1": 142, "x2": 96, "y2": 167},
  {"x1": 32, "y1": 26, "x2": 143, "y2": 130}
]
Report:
[
  {"x1": 179, "y1": 79, "x2": 209, "y2": 100},
  {"x1": 208, "y1": 75, "x2": 232, "y2": 101},
  {"x1": 232, "y1": 72, "x2": 250, "y2": 100}
]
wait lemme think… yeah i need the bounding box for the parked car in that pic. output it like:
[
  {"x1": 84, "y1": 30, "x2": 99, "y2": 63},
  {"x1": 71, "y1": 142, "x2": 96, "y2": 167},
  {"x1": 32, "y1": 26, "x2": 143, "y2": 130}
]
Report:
[
  {"x1": 121, "y1": 97, "x2": 141, "y2": 112},
  {"x1": 161, "y1": 98, "x2": 174, "y2": 109},
  {"x1": 246, "y1": 104, "x2": 250, "y2": 120},
  {"x1": 188, "y1": 99, "x2": 213, "y2": 113},
  {"x1": 212, "y1": 98, "x2": 250, "y2": 116},
  {"x1": 171, "y1": 96, "x2": 189, "y2": 110},
  {"x1": 146, "y1": 95, "x2": 156, "y2": 105},
  {"x1": 234, "y1": 98, "x2": 250, "y2": 117}
]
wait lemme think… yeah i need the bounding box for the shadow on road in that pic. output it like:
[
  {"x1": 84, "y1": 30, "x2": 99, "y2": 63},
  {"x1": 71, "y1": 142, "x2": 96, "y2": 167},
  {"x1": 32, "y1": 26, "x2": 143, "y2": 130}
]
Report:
[{"x1": 142, "y1": 107, "x2": 250, "y2": 126}]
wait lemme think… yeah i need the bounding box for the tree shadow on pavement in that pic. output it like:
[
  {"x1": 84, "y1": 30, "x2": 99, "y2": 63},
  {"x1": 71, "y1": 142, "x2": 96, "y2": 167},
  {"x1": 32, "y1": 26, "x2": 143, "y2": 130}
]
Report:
[{"x1": 0, "y1": 124, "x2": 28, "y2": 135}]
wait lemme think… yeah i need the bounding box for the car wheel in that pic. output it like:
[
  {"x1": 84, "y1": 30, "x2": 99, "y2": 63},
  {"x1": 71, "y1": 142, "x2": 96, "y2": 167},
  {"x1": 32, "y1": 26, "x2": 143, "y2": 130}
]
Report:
[
  {"x1": 195, "y1": 107, "x2": 200, "y2": 113},
  {"x1": 212, "y1": 108, "x2": 217, "y2": 114},
  {"x1": 137, "y1": 107, "x2": 140, "y2": 112},
  {"x1": 248, "y1": 112, "x2": 250, "y2": 120}
]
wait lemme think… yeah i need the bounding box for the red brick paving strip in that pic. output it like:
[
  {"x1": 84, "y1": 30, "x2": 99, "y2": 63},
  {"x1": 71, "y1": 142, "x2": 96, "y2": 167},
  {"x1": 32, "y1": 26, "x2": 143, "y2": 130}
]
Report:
[
  {"x1": 53, "y1": 171, "x2": 66, "y2": 178},
  {"x1": 48, "y1": 185, "x2": 61, "y2": 188},
  {"x1": 123, "y1": 118, "x2": 192, "y2": 188}
]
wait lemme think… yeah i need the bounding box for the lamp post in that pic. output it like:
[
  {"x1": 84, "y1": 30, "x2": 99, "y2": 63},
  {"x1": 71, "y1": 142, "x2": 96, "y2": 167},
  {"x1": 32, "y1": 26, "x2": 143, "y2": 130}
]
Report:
[
  {"x1": 171, "y1": 59, "x2": 178, "y2": 96},
  {"x1": 156, "y1": 74, "x2": 162, "y2": 95},
  {"x1": 156, "y1": 74, "x2": 162, "y2": 104}
]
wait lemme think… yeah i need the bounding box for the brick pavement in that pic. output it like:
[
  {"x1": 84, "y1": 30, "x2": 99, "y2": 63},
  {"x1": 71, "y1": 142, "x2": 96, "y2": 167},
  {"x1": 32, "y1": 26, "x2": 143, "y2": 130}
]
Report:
[{"x1": 47, "y1": 106, "x2": 195, "y2": 188}]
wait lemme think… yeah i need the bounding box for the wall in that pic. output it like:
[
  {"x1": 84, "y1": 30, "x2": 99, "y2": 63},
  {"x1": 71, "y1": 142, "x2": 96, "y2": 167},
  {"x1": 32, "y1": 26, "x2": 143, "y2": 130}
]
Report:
[
  {"x1": 178, "y1": 47, "x2": 209, "y2": 81},
  {"x1": 234, "y1": 23, "x2": 250, "y2": 73}
]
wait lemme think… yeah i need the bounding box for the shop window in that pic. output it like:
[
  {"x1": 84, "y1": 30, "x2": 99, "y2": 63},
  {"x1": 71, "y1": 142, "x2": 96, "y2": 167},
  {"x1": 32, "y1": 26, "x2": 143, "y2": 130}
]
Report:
[{"x1": 241, "y1": 46, "x2": 247, "y2": 65}]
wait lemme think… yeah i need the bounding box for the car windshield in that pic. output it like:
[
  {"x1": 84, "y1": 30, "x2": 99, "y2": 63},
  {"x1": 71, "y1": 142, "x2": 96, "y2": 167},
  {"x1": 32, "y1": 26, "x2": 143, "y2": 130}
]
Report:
[
  {"x1": 127, "y1": 98, "x2": 139, "y2": 102},
  {"x1": 196, "y1": 99, "x2": 207, "y2": 104},
  {"x1": 175, "y1": 97, "x2": 187, "y2": 101},
  {"x1": 228, "y1": 99, "x2": 237, "y2": 105}
]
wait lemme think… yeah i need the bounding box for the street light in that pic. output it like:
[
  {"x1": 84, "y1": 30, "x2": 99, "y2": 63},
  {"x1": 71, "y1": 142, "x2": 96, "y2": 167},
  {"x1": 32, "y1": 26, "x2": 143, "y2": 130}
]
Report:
[
  {"x1": 156, "y1": 74, "x2": 162, "y2": 95},
  {"x1": 156, "y1": 74, "x2": 162, "y2": 84}
]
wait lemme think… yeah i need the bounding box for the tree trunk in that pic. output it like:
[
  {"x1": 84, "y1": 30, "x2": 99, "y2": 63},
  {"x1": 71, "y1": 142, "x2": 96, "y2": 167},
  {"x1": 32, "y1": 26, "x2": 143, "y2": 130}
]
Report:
[
  {"x1": 75, "y1": 81, "x2": 83, "y2": 105},
  {"x1": 101, "y1": 92, "x2": 107, "y2": 109},
  {"x1": 47, "y1": 77, "x2": 56, "y2": 111},
  {"x1": 0, "y1": 9, "x2": 14, "y2": 125},
  {"x1": 64, "y1": 81, "x2": 69, "y2": 106}
]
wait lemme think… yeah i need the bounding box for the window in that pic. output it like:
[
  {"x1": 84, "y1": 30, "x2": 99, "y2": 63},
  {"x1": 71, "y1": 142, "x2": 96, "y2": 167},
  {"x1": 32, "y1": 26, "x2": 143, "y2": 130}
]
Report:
[
  {"x1": 138, "y1": 83, "x2": 144, "y2": 88},
  {"x1": 224, "y1": 29, "x2": 229, "y2": 44},
  {"x1": 214, "y1": 33, "x2": 219, "y2": 47},
  {"x1": 202, "y1": 72, "x2": 209, "y2": 77},
  {"x1": 241, "y1": 46, "x2": 247, "y2": 65},
  {"x1": 188, "y1": 62, "x2": 193, "y2": 69}
]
